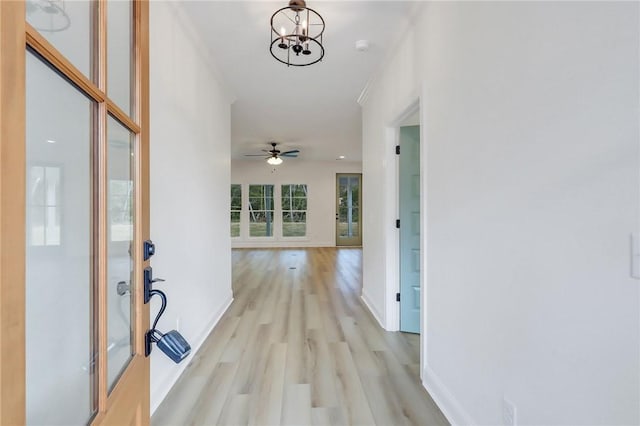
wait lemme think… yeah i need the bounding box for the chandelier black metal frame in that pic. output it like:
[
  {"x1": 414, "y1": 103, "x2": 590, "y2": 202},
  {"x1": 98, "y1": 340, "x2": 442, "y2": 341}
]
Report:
[{"x1": 270, "y1": 0, "x2": 325, "y2": 67}]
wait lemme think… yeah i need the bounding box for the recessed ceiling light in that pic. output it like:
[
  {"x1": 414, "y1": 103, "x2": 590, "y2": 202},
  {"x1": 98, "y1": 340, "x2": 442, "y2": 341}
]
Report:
[
  {"x1": 338, "y1": 155, "x2": 345, "y2": 159},
  {"x1": 355, "y1": 40, "x2": 369, "y2": 52},
  {"x1": 46, "y1": 139, "x2": 56, "y2": 144}
]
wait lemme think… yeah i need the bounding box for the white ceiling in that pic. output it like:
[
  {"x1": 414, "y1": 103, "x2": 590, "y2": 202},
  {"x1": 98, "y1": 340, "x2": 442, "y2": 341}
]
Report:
[{"x1": 181, "y1": 1, "x2": 417, "y2": 162}]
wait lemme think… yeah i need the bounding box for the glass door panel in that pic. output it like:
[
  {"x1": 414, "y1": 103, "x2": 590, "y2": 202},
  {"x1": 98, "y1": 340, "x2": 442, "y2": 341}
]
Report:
[
  {"x1": 107, "y1": 0, "x2": 133, "y2": 116},
  {"x1": 106, "y1": 115, "x2": 135, "y2": 392},
  {"x1": 25, "y1": 50, "x2": 96, "y2": 425},
  {"x1": 26, "y1": 0, "x2": 96, "y2": 81},
  {"x1": 336, "y1": 174, "x2": 362, "y2": 246}
]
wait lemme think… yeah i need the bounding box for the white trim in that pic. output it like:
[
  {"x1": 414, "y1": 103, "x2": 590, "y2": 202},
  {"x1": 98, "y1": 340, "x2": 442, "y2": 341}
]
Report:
[
  {"x1": 385, "y1": 97, "x2": 421, "y2": 334},
  {"x1": 231, "y1": 240, "x2": 334, "y2": 249},
  {"x1": 361, "y1": 290, "x2": 386, "y2": 330},
  {"x1": 384, "y1": 126, "x2": 400, "y2": 332},
  {"x1": 150, "y1": 294, "x2": 234, "y2": 415},
  {"x1": 422, "y1": 366, "x2": 475, "y2": 426}
]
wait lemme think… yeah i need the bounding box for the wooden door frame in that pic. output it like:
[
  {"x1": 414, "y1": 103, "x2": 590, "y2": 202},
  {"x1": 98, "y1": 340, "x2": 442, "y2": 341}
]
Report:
[
  {"x1": 0, "y1": 1, "x2": 27, "y2": 424},
  {"x1": 0, "y1": 1, "x2": 150, "y2": 423}
]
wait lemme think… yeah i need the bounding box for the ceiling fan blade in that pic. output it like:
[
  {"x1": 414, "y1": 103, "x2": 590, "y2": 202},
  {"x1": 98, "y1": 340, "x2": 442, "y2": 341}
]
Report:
[
  {"x1": 280, "y1": 150, "x2": 300, "y2": 155},
  {"x1": 280, "y1": 153, "x2": 298, "y2": 158},
  {"x1": 244, "y1": 154, "x2": 269, "y2": 157}
]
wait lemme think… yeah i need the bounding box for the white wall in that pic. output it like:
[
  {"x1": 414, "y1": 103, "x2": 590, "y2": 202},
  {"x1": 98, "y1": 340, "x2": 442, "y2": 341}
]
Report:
[
  {"x1": 231, "y1": 160, "x2": 362, "y2": 248},
  {"x1": 361, "y1": 2, "x2": 639, "y2": 425},
  {"x1": 149, "y1": 1, "x2": 233, "y2": 414}
]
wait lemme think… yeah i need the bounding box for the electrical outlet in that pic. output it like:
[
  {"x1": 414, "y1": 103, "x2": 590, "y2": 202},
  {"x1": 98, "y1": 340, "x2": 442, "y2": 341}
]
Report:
[{"x1": 502, "y1": 397, "x2": 517, "y2": 426}]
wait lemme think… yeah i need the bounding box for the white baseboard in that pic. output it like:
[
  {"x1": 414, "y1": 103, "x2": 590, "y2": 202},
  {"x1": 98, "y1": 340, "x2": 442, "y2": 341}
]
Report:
[
  {"x1": 422, "y1": 365, "x2": 475, "y2": 426},
  {"x1": 231, "y1": 240, "x2": 334, "y2": 249},
  {"x1": 150, "y1": 294, "x2": 234, "y2": 415},
  {"x1": 361, "y1": 290, "x2": 385, "y2": 329}
]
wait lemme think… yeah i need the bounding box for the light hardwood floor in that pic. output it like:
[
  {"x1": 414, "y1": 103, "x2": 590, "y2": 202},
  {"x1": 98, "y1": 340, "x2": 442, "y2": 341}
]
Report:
[{"x1": 152, "y1": 248, "x2": 448, "y2": 426}]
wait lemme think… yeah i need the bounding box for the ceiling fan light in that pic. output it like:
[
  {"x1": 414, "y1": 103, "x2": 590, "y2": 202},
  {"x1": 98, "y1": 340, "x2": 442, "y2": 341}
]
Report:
[{"x1": 267, "y1": 157, "x2": 283, "y2": 165}]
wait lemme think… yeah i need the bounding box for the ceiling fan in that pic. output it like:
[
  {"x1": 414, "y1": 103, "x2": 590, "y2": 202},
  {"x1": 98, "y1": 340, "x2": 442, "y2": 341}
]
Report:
[{"x1": 244, "y1": 142, "x2": 299, "y2": 165}]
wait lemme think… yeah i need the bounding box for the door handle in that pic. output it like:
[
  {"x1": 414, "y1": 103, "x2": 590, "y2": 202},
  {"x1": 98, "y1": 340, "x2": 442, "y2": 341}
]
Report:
[
  {"x1": 116, "y1": 280, "x2": 130, "y2": 296},
  {"x1": 144, "y1": 267, "x2": 165, "y2": 304}
]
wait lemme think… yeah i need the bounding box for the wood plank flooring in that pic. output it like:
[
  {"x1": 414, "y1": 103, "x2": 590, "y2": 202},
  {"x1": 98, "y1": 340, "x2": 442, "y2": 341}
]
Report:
[{"x1": 152, "y1": 248, "x2": 448, "y2": 426}]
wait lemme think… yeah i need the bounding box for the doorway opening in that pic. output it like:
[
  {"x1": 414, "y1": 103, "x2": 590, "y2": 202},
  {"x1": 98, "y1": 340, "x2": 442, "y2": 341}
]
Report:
[
  {"x1": 385, "y1": 98, "x2": 426, "y2": 380},
  {"x1": 336, "y1": 173, "x2": 362, "y2": 246}
]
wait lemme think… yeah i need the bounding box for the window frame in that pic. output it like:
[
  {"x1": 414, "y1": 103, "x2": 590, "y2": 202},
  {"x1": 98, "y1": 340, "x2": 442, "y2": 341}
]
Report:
[
  {"x1": 247, "y1": 184, "x2": 276, "y2": 239},
  {"x1": 27, "y1": 163, "x2": 64, "y2": 249},
  {"x1": 281, "y1": 184, "x2": 307, "y2": 238},
  {"x1": 230, "y1": 184, "x2": 242, "y2": 238}
]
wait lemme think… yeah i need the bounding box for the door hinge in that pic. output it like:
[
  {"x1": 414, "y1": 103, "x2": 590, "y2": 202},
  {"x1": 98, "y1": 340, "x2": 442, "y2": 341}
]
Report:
[
  {"x1": 396, "y1": 293, "x2": 401, "y2": 302},
  {"x1": 396, "y1": 219, "x2": 400, "y2": 229},
  {"x1": 395, "y1": 145, "x2": 400, "y2": 155}
]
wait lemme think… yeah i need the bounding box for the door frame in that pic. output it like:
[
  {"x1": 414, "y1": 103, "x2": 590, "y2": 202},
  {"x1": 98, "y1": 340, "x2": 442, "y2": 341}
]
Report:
[
  {"x1": 384, "y1": 96, "x2": 428, "y2": 379},
  {"x1": 335, "y1": 173, "x2": 363, "y2": 247},
  {"x1": 0, "y1": 1, "x2": 150, "y2": 423},
  {"x1": 0, "y1": 2, "x2": 27, "y2": 424}
]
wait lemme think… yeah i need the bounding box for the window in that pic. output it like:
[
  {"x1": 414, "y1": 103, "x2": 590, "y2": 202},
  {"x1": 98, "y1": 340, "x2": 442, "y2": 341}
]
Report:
[
  {"x1": 248, "y1": 184, "x2": 274, "y2": 237},
  {"x1": 281, "y1": 184, "x2": 307, "y2": 237},
  {"x1": 109, "y1": 179, "x2": 133, "y2": 242},
  {"x1": 28, "y1": 165, "x2": 61, "y2": 246},
  {"x1": 230, "y1": 184, "x2": 241, "y2": 237}
]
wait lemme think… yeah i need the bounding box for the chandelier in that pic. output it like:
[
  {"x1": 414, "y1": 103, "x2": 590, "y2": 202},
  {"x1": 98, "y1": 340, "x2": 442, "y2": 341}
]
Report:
[
  {"x1": 270, "y1": 0, "x2": 325, "y2": 67},
  {"x1": 26, "y1": 0, "x2": 71, "y2": 33}
]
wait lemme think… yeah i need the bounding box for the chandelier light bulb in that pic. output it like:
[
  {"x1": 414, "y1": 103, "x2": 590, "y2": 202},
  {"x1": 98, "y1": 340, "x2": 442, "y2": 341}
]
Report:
[{"x1": 278, "y1": 26, "x2": 288, "y2": 49}]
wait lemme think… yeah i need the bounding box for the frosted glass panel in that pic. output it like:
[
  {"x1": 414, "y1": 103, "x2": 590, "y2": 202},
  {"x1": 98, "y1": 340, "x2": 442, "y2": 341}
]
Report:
[
  {"x1": 107, "y1": 116, "x2": 135, "y2": 392},
  {"x1": 26, "y1": 0, "x2": 95, "y2": 80},
  {"x1": 25, "y1": 51, "x2": 96, "y2": 425},
  {"x1": 108, "y1": 0, "x2": 133, "y2": 116}
]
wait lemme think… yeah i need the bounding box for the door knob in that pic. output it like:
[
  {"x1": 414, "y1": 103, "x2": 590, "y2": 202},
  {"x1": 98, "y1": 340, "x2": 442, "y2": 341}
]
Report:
[{"x1": 116, "y1": 281, "x2": 130, "y2": 296}]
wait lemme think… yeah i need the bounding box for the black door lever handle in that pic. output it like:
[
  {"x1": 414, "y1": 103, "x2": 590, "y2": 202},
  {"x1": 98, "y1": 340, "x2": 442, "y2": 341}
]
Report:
[{"x1": 144, "y1": 267, "x2": 166, "y2": 304}]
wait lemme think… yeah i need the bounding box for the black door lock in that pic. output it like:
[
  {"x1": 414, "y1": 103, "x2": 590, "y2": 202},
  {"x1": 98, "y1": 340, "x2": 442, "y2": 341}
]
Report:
[
  {"x1": 143, "y1": 240, "x2": 156, "y2": 261},
  {"x1": 144, "y1": 279, "x2": 191, "y2": 363}
]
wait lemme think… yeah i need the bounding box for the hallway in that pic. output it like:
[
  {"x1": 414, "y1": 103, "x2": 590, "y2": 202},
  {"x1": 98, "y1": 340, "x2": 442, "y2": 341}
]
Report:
[{"x1": 153, "y1": 248, "x2": 448, "y2": 425}]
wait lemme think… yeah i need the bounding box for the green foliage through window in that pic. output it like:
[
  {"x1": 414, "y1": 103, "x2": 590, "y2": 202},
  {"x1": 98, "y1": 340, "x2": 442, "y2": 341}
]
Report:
[
  {"x1": 281, "y1": 184, "x2": 307, "y2": 237},
  {"x1": 230, "y1": 184, "x2": 241, "y2": 237},
  {"x1": 249, "y1": 185, "x2": 274, "y2": 237}
]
